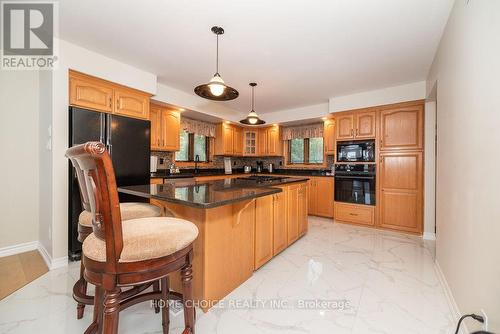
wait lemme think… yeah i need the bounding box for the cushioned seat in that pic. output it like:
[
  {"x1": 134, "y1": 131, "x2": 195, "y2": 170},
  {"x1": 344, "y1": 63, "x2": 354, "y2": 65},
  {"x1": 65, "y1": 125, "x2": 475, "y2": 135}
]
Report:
[
  {"x1": 82, "y1": 217, "x2": 199, "y2": 263},
  {"x1": 79, "y1": 202, "x2": 162, "y2": 227}
]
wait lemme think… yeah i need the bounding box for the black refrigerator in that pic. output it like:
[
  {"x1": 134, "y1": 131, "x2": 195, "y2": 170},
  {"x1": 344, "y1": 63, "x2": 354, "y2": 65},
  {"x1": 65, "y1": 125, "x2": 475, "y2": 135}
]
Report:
[{"x1": 68, "y1": 107, "x2": 150, "y2": 260}]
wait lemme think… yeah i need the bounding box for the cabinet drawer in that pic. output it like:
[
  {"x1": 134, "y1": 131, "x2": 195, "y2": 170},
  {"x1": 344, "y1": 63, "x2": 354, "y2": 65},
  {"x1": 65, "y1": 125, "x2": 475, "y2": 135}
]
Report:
[{"x1": 334, "y1": 202, "x2": 374, "y2": 226}]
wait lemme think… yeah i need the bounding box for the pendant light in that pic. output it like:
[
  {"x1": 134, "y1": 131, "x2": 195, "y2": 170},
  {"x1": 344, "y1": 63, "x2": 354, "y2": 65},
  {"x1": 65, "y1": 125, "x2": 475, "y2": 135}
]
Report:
[
  {"x1": 240, "y1": 83, "x2": 265, "y2": 125},
  {"x1": 194, "y1": 26, "x2": 239, "y2": 101}
]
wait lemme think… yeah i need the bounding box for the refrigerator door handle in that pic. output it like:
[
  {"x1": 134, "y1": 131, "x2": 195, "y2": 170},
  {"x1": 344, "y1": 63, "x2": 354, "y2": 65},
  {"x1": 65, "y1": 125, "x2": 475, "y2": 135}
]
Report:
[
  {"x1": 106, "y1": 114, "x2": 112, "y2": 152},
  {"x1": 99, "y1": 113, "x2": 105, "y2": 144}
]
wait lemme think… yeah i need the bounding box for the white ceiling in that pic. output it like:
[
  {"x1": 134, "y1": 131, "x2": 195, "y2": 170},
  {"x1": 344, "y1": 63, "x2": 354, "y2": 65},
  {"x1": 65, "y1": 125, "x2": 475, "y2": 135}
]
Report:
[{"x1": 59, "y1": 0, "x2": 453, "y2": 115}]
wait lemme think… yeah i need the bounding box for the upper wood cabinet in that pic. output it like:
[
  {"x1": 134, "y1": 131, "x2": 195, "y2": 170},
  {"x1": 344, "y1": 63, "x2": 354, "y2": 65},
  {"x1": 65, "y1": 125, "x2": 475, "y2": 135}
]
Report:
[
  {"x1": 69, "y1": 70, "x2": 151, "y2": 120},
  {"x1": 233, "y1": 126, "x2": 243, "y2": 156},
  {"x1": 335, "y1": 110, "x2": 376, "y2": 140},
  {"x1": 150, "y1": 103, "x2": 180, "y2": 151},
  {"x1": 336, "y1": 114, "x2": 354, "y2": 140},
  {"x1": 323, "y1": 118, "x2": 335, "y2": 155},
  {"x1": 69, "y1": 75, "x2": 113, "y2": 113},
  {"x1": 379, "y1": 151, "x2": 423, "y2": 233},
  {"x1": 114, "y1": 87, "x2": 150, "y2": 120},
  {"x1": 258, "y1": 128, "x2": 268, "y2": 156},
  {"x1": 256, "y1": 125, "x2": 283, "y2": 156},
  {"x1": 355, "y1": 111, "x2": 376, "y2": 139},
  {"x1": 380, "y1": 105, "x2": 423, "y2": 151},
  {"x1": 243, "y1": 130, "x2": 258, "y2": 156}
]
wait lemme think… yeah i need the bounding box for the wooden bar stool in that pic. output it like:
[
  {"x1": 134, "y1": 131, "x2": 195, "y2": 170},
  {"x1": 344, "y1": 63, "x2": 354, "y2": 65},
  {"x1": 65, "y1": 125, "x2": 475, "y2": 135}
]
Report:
[
  {"x1": 74, "y1": 202, "x2": 164, "y2": 319},
  {"x1": 67, "y1": 141, "x2": 198, "y2": 334}
]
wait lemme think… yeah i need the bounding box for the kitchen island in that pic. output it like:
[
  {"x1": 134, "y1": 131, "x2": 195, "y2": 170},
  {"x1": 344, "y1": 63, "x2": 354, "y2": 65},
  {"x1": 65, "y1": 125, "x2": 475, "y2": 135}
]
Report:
[{"x1": 118, "y1": 176, "x2": 309, "y2": 311}]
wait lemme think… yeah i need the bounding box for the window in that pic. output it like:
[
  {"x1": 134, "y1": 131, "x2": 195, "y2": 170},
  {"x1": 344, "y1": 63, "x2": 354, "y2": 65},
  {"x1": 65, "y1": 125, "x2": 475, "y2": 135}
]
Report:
[
  {"x1": 175, "y1": 131, "x2": 209, "y2": 162},
  {"x1": 288, "y1": 137, "x2": 323, "y2": 164}
]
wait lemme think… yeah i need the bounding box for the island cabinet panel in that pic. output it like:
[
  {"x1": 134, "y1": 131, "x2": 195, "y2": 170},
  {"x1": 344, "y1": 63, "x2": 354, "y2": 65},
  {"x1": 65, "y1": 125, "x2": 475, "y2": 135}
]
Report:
[
  {"x1": 254, "y1": 196, "x2": 274, "y2": 269},
  {"x1": 380, "y1": 105, "x2": 423, "y2": 151},
  {"x1": 287, "y1": 184, "x2": 300, "y2": 244},
  {"x1": 272, "y1": 189, "x2": 288, "y2": 256},
  {"x1": 323, "y1": 118, "x2": 335, "y2": 155}
]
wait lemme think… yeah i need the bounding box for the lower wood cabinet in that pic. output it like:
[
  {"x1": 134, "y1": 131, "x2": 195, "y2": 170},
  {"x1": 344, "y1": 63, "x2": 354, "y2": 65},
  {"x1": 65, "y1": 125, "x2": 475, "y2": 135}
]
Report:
[
  {"x1": 308, "y1": 177, "x2": 334, "y2": 217},
  {"x1": 272, "y1": 188, "x2": 288, "y2": 255},
  {"x1": 254, "y1": 196, "x2": 274, "y2": 269},
  {"x1": 334, "y1": 202, "x2": 375, "y2": 226},
  {"x1": 287, "y1": 183, "x2": 300, "y2": 244},
  {"x1": 379, "y1": 151, "x2": 423, "y2": 233},
  {"x1": 297, "y1": 183, "x2": 308, "y2": 236}
]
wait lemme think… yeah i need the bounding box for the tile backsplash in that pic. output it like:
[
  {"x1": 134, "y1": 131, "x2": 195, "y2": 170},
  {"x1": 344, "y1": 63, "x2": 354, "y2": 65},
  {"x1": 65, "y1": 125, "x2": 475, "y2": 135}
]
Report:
[{"x1": 151, "y1": 151, "x2": 334, "y2": 170}]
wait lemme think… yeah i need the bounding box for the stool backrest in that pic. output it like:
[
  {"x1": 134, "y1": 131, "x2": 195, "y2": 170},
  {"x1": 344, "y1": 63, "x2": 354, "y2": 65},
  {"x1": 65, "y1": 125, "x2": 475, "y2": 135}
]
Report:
[{"x1": 66, "y1": 141, "x2": 123, "y2": 266}]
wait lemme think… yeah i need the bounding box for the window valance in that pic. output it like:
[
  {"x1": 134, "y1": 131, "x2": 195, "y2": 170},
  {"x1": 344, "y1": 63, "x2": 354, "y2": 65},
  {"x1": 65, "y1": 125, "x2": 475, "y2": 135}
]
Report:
[
  {"x1": 180, "y1": 117, "x2": 216, "y2": 138},
  {"x1": 281, "y1": 123, "x2": 324, "y2": 140}
]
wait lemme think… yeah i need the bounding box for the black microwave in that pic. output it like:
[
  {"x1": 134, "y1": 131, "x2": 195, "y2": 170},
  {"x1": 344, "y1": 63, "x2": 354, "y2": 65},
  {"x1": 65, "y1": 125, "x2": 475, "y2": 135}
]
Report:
[{"x1": 336, "y1": 140, "x2": 375, "y2": 162}]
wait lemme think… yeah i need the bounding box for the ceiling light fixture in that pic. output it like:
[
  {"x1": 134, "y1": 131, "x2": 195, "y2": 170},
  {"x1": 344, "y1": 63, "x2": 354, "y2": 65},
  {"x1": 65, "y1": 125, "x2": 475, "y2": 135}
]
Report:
[
  {"x1": 194, "y1": 26, "x2": 238, "y2": 101},
  {"x1": 240, "y1": 83, "x2": 265, "y2": 125}
]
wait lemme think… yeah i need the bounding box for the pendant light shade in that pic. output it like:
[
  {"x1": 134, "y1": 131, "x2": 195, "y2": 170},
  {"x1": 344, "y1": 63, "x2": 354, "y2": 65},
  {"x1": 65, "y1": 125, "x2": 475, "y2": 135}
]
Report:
[
  {"x1": 194, "y1": 26, "x2": 239, "y2": 101},
  {"x1": 240, "y1": 83, "x2": 266, "y2": 125}
]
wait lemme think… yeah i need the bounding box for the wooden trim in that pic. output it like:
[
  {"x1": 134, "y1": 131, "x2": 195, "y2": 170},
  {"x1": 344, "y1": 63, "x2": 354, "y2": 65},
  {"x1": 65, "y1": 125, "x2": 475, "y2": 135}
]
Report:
[
  {"x1": 329, "y1": 99, "x2": 425, "y2": 115},
  {"x1": 69, "y1": 69, "x2": 153, "y2": 96}
]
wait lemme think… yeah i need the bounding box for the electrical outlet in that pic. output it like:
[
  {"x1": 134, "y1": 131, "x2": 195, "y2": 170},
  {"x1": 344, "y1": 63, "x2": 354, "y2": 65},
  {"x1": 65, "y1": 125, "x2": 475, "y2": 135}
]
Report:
[{"x1": 480, "y1": 309, "x2": 488, "y2": 331}]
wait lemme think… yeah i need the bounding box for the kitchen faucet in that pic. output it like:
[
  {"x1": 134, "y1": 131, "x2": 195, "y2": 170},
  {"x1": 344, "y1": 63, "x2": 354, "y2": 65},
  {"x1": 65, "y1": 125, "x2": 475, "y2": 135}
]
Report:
[{"x1": 194, "y1": 154, "x2": 200, "y2": 174}]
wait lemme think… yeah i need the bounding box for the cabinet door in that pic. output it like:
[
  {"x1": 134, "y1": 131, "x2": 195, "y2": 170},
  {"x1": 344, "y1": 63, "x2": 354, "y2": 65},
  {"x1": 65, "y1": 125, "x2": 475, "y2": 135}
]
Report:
[
  {"x1": 287, "y1": 184, "x2": 299, "y2": 244},
  {"x1": 273, "y1": 191, "x2": 288, "y2": 255},
  {"x1": 355, "y1": 111, "x2": 376, "y2": 139},
  {"x1": 233, "y1": 126, "x2": 243, "y2": 156},
  {"x1": 323, "y1": 119, "x2": 335, "y2": 154},
  {"x1": 308, "y1": 179, "x2": 316, "y2": 215},
  {"x1": 380, "y1": 106, "x2": 423, "y2": 151},
  {"x1": 298, "y1": 184, "x2": 308, "y2": 237},
  {"x1": 224, "y1": 125, "x2": 234, "y2": 155},
  {"x1": 267, "y1": 126, "x2": 282, "y2": 156},
  {"x1": 379, "y1": 151, "x2": 423, "y2": 233},
  {"x1": 258, "y1": 128, "x2": 268, "y2": 156},
  {"x1": 336, "y1": 114, "x2": 354, "y2": 140},
  {"x1": 69, "y1": 76, "x2": 113, "y2": 113},
  {"x1": 314, "y1": 178, "x2": 334, "y2": 217},
  {"x1": 150, "y1": 105, "x2": 162, "y2": 150},
  {"x1": 114, "y1": 88, "x2": 150, "y2": 120},
  {"x1": 161, "y1": 110, "x2": 180, "y2": 151},
  {"x1": 255, "y1": 196, "x2": 274, "y2": 269},
  {"x1": 243, "y1": 131, "x2": 258, "y2": 156}
]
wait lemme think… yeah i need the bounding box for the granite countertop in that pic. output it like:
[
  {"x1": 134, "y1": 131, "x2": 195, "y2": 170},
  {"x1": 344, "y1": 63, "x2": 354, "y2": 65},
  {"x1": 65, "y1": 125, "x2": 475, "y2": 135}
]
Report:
[
  {"x1": 118, "y1": 176, "x2": 309, "y2": 209},
  {"x1": 151, "y1": 168, "x2": 332, "y2": 179}
]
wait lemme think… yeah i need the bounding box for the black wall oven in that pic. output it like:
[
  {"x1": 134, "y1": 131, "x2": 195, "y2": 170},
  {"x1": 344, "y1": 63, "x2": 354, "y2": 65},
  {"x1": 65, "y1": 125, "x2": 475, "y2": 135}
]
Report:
[
  {"x1": 334, "y1": 164, "x2": 376, "y2": 205},
  {"x1": 336, "y1": 140, "x2": 375, "y2": 162}
]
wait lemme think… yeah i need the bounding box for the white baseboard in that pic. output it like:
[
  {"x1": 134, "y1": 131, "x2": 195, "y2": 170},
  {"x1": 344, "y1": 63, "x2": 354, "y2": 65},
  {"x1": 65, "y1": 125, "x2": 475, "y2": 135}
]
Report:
[
  {"x1": 0, "y1": 241, "x2": 39, "y2": 257},
  {"x1": 423, "y1": 232, "x2": 436, "y2": 240},
  {"x1": 434, "y1": 260, "x2": 466, "y2": 334},
  {"x1": 37, "y1": 243, "x2": 68, "y2": 270}
]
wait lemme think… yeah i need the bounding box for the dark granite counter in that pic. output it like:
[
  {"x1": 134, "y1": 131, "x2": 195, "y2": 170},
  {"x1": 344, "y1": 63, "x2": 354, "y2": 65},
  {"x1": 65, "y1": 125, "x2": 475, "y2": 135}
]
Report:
[
  {"x1": 151, "y1": 168, "x2": 332, "y2": 179},
  {"x1": 119, "y1": 176, "x2": 309, "y2": 209}
]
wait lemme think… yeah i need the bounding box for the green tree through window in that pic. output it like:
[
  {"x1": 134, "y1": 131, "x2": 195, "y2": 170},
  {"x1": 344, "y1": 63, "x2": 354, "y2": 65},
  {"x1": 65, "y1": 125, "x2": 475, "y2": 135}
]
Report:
[{"x1": 288, "y1": 137, "x2": 323, "y2": 164}]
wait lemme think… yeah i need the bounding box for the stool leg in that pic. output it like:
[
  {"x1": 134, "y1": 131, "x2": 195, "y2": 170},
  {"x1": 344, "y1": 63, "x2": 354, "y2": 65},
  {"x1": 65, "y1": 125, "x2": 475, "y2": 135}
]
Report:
[
  {"x1": 181, "y1": 259, "x2": 195, "y2": 334},
  {"x1": 92, "y1": 286, "x2": 103, "y2": 333},
  {"x1": 77, "y1": 260, "x2": 87, "y2": 319},
  {"x1": 161, "y1": 276, "x2": 170, "y2": 334},
  {"x1": 153, "y1": 281, "x2": 160, "y2": 314},
  {"x1": 102, "y1": 287, "x2": 120, "y2": 334}
]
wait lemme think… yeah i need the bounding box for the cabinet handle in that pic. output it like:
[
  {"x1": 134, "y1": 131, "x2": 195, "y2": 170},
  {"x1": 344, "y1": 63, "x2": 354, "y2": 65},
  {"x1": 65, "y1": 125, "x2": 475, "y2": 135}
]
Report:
[
  {"x1": 117, "y1": 99, "x2": 120, "y2": 109},
  {"x1": 109, "y1": 98, "x2": 112, "y2": 107},
  {"x1": 349, "y1": 213, "x2": 358, "y2": 216},
  {"x1": 157, "y1": 139, "x2": 160, "y2": 146},
  {"x1": 356, "y1": 128, "x2": 359, "y2": 136}
]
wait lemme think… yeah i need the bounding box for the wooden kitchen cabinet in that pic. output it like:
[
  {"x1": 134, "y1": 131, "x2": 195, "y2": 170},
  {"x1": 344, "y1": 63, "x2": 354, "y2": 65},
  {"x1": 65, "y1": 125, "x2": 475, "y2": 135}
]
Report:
[
  {"x1": 243, "y1": 130, "x2": 258, "y2": 156},
  {"x1": 233, "y1": 126, "x2": 243, "y2": 156},
  {"x1": 150, "y1": 103, "x2": 180, "y2": 151},
  {"x1": 287, "y1": 183, "x2": 300, "y2": 244},
  {"x1": 336, "y1": 114, "x2": 354, "y2": 140},
  {"x1": 297, "y1": 183, "x2": 308, "y2": 237},
  {"x1": 334, "y1": 202, "x2": 375, "y2": 226},
  {"x1": 323, "y1": 118, "x2": 335, "y2": 155},
  {"x1": 255, "y1": 195, "x2": 274, "y2": 269},
  {"x1": 69, "y1": 73, "x2": 114, "y2": 113},
  {"x1": 256, "y1": 125, "x2": 283, "y2": 156},
  {"x1": 114, "y1": 86, "x2": 150, "y2": 120},
  {"x1": 258, "y1": 128, "x2": 268, "y2": 156},
  {"x1": 69, "y1": 70, "x2": 151, "y2": 120},
  {"x1": 308, "y1": 177, "x2": 334, "y2": 217},
  {"x1": 380, "y1": 105, "x2": 423, "y2": 151},
  {"x1": 215, "y1": 123, "x2": 237, "y2": 156},
  {"x1": 335, "y1": 110, "x2": 376, "y2": 140},
  {"x1": 272, "y1": 189, "x2": 288, "y2": 256},
  {"x1": 379, "y1": 151, "x2": 423, "y2": 233}
]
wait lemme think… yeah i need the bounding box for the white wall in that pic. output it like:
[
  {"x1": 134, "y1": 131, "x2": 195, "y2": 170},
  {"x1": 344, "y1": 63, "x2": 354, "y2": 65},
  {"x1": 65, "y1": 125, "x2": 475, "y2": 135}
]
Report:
[
  {"x1": 424, "y1": 101, "x2": 436, "y2": 239},
  {"x1": 427, "y1": 0, "x2": 500, "y2": 331},
  {"x1": 329, "y1": 81, "x2": 426, "y2": 112},
  {"x1": 258, "y1": 103, "x2": 329, "y2": 124},
  {"x1": 0, "y1": 71, "x2": 40, "y2": 250}
]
